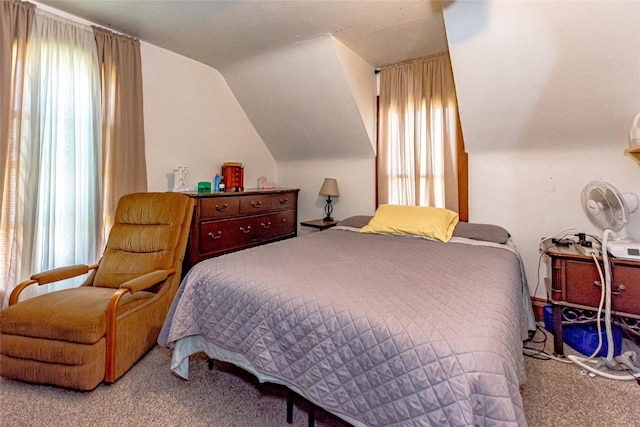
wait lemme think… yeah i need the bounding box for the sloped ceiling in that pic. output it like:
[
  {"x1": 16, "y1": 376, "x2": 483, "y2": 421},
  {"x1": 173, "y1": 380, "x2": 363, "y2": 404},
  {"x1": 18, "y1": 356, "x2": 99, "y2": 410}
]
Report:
[
  {"x1": 442, "y1": 0, "x2": 640, "y2": 154},
  {"x1": 37, "y1": 1, "x2": 449, "y2": 162},
  {"x1": 223, "y1": 36, "x2": 375, "y2": 161},
  {"x1": 38, "y1": 1, "x2": 447, "y2": 71}
]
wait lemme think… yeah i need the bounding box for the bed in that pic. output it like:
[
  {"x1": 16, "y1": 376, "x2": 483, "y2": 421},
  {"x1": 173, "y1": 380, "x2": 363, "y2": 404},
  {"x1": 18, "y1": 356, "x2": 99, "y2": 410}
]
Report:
[{"x1": 159, "y1": 210, "x2": 535, "y2": 427}]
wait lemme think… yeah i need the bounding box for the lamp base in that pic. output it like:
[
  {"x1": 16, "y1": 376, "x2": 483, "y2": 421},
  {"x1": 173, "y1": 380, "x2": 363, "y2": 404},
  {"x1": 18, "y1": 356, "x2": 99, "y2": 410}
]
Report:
[{"x1": 323, "y1": 196, "x2": 334, "y2": 223}]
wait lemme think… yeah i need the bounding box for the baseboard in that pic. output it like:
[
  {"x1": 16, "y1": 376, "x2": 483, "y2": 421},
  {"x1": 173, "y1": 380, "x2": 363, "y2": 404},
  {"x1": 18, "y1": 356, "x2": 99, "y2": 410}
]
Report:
[{"x1": 531, "y1": 297, "x2": 547, "y2": 321}]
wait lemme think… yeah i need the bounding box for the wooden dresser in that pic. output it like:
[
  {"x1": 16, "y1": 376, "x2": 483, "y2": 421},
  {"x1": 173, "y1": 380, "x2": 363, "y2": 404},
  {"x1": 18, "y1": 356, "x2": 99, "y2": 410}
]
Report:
[
  {"x1": 546, "y1": 245, "x2": 640, "y2": 355},
  {"x1": 184, "y1": 189, "x2": 299, "y2": 271}
]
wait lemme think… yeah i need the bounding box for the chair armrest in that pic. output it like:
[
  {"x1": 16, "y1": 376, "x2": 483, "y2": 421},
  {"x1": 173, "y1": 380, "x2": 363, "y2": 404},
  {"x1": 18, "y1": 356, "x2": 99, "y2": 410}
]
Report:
[
  {"x1": 9, "y1": 264, "x2": 99, "y2": 305},
  {"x1": 119, "y1": 268, "x2": 176, "y2": 294},
  {"x1": 31, "y1": 264, "x2": 97, "y2": 284},
  {"x1": 104, "y1": 267, "x2": 175, "y2": 382}
]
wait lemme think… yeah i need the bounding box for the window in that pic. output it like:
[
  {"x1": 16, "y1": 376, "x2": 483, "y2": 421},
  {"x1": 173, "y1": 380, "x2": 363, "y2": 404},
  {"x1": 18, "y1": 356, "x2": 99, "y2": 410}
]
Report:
[
  {"x1": 27, "y1": 22, "x2": 103, "y2": 270},
  {"x1": 1, "y1": 12, "x2": 102, "y2": 303},
  {"x1": 1, "y1": 5, "x2": 147, "y2": 308},
  {"x1": 377, "y1": 53, "x2": 466, "y2": 216}
]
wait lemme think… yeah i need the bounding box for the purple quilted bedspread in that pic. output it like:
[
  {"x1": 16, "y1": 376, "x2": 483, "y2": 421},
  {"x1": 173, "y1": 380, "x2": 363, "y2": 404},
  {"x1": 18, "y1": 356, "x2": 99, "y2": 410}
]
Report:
[{"x1": 159, "y1": 228, "x2": 529, "y2": 426}]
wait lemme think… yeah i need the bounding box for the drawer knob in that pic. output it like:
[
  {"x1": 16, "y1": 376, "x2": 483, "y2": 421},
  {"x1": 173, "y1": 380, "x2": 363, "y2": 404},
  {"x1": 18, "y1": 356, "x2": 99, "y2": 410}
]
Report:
[
  {"x1": 261, "y1": 221, "x2": 272, "y2": 229},
  {"x1": 279, "y1": 198, "x2": 288, "y2": 204},
  {"x1": 208, "y1": 231, "x2": 222, "y2": 240},
  {"x1": 215, "y1": 204, "x2": 228, "y2": 211},
  {"x1": 250, "y1": 201, "x2": 262, "y2": 208},
  {"x1": 240, "y1": 226, "x2": 252, "y2": 234},
  {"x1": 593, "y1": 281, "x2": 626, "y2": 295}
]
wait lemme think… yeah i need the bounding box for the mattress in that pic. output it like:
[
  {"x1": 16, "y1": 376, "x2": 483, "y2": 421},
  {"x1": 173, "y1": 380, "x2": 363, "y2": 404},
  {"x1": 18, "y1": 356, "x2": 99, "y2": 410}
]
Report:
[{"x1": 159, "y1": 227, "x2": 532, "y2": 426}]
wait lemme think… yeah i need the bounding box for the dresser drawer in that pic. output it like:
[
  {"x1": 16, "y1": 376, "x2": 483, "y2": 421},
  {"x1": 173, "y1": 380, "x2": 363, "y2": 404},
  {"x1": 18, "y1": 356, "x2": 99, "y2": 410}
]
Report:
[
  {"x1": 612, "y1": 265, "x2": 640, "y2": 315},
  {"x1": 564, "y1": 260, "x2": 602, "y2": 307},
  {"x1": 239, "y1": 194, "x2": 270, "y2": 214},
  {"x1": 271, "y1": 191, "x2": 297, "y2": 211},
  {"x1": 562, "y1": 259, "x2": 640, "y2": 316},
  {"x1": 200, "y1": 197, "x2": 240, "y2": 219},
  {"x1": 255, "y1": 210, "x2": 296, "y2": 242},
  {"x1": 199, "y1": 218, "x2": 254, "y2": 254}
]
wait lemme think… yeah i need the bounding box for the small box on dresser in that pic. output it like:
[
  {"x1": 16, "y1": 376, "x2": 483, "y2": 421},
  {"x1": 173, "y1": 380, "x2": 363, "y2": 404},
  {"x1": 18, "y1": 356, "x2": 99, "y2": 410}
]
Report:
[{"x1": 184, "y1": 188, "x2": 299, "y2": 272}]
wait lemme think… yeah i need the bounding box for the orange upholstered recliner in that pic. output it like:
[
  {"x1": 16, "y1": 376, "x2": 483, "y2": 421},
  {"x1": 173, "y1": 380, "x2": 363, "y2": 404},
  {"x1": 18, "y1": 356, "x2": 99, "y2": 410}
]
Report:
[{"x1": 0, "y1": 192, "x2": 194, "y2": 391}]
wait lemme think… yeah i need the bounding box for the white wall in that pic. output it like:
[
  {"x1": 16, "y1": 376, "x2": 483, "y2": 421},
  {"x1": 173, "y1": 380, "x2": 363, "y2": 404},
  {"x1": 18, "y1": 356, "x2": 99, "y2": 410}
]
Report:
[
  {"x1": 471, "y1": 149, "x2": 638, "y2": 299},
  {"x1": 443, "y1": 0, "x2": 640, "y2": 299},
  {"x1": 141, "y1": 43, "x2": 276, "y2": 192},
  {"x1": 278, "y1": 157, "x2": 376, "y2": 235}
]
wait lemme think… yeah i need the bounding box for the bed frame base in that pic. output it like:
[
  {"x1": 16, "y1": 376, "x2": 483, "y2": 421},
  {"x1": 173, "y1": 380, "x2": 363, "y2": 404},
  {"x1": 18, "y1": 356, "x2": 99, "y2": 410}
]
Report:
[
  {"x1": 207, "y1": 357, "x2": 316, "y2": 426},
  {"x1": 286, "y1": 389, "x2": 315, "y2": 427}
]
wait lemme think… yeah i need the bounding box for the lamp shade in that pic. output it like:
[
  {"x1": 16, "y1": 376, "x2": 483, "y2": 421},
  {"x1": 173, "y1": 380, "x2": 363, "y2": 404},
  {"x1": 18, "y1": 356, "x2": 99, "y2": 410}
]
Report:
[{"x1": 319, "y1": 178, "x2": 339, "y2": 197}]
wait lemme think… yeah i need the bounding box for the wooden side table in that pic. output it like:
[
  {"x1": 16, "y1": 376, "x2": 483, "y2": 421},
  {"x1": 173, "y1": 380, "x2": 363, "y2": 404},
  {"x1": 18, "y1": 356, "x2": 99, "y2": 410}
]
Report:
[
  {"x1": 300, "y1": 219, "x2": 338, "y2": 231},
  {"x1": 545, "y1": 244, "x2": 640, "y2": 355}
]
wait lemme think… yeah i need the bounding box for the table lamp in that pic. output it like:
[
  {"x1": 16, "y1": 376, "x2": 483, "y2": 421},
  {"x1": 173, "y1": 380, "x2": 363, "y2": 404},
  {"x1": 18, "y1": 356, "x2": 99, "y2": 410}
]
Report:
[{"x1": 319, "y1": 178, "x2": 339, "y2": 222}]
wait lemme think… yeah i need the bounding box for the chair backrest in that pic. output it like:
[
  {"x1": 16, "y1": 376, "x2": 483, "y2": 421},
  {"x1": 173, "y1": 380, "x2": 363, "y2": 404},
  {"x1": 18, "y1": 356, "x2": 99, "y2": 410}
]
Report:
[{"x1": 92, "y1": 192, "x2": 193, "y2": 289}]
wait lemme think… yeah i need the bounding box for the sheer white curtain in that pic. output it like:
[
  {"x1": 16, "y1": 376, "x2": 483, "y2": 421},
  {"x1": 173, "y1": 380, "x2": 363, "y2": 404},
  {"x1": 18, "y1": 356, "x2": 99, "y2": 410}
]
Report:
[
  {"x1": 1, "y1": 11, "x2": 102, "y2": 305},
  {"x1": 377, "y1": 53, "x2": 460, "y2": 211}
]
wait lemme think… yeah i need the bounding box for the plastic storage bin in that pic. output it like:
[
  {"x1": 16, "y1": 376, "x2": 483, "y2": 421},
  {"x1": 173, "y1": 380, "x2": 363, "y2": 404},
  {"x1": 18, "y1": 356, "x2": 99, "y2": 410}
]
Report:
[{"x1": 543, "y1": 304, "x2": 622, "y2": 357}]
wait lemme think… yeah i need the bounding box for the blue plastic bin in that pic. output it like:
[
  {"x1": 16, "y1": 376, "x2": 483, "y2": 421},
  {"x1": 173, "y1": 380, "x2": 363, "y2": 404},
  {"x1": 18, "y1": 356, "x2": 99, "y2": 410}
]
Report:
[{"x1": 543, "y1": 304, "x2": 622, "y2": 357}]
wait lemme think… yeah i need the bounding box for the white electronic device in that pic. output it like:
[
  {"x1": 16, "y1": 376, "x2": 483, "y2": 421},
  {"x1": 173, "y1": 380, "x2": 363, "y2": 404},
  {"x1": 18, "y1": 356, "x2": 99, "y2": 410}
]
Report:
[{"x1": 607, "y1": 240, "x2": 640, "y2": 261}]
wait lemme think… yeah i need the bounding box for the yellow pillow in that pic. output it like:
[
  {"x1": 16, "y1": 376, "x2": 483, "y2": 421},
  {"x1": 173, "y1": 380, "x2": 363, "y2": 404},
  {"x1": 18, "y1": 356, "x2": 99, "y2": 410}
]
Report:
[{"x1": 361, "y1": 204, "x2": 459, "y2": 242}]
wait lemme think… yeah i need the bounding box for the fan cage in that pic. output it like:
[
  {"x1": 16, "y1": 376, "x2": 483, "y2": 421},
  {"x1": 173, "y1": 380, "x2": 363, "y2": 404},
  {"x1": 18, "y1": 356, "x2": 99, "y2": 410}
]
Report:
[{"x1": 581, "y1": 181, "x2": 628, "y2": 232}]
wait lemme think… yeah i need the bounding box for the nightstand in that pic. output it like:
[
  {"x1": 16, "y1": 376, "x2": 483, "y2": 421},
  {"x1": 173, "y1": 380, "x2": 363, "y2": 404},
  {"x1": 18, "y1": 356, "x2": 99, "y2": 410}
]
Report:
[
  {"x1": 300, "y1": 219, "x2": 338, "y2": 231},
  {"x1": 545, "y1": 244, "x2": 640, "y2": 355}
]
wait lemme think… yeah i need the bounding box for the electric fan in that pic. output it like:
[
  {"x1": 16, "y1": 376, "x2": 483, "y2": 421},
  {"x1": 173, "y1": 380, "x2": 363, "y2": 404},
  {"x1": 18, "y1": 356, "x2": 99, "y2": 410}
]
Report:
[{"x1": 581, "y1": 180, "x2": 639, "y2": 260}]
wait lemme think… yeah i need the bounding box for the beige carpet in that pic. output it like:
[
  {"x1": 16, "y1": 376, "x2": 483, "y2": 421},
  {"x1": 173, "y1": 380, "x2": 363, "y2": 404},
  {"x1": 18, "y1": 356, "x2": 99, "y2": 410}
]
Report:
[
  {"x1": 1, "y1": 329, "x2": 639, "y2": 426},
  {"x1": 521, "y1": 328, "x2": 640, "y2": 427}
]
